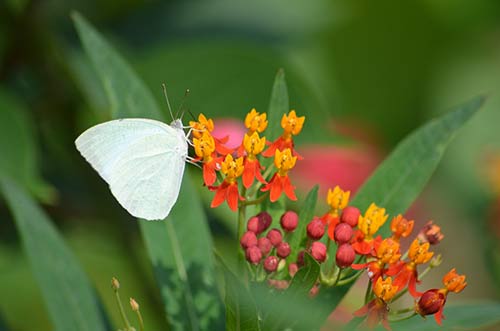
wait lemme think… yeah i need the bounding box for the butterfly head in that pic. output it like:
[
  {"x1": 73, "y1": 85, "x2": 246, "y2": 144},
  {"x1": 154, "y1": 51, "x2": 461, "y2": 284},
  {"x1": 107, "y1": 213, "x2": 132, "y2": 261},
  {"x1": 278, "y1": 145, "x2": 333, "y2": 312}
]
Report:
[{"x1": 171, "y1": 118, "x2": 184, "y2": 130}]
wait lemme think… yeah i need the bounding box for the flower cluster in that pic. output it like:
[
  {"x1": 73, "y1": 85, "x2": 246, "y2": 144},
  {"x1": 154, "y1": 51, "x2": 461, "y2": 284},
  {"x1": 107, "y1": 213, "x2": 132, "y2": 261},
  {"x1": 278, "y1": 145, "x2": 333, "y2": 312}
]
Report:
[{"x1": 190, "y1": 109, "x2": 305, "y2": 211}]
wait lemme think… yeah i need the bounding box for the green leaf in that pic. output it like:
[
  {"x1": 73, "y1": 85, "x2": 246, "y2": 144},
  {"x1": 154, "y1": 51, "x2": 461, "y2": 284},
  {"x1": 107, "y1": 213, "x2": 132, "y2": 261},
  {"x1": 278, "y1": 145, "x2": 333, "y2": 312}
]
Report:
[
  {"x1": 72, "y1": 12, "x2": 222, "y2": 330},
  {"x1": 140, "y1": 174, "x2": 223, "y2": 330},
  {"x1": 72, "y1": 12, "x2": 162, "y2": 120},
  {"x1": 0, "y1": 89, "x2": 56, "y2": 203},
  {"x1": 371, "y1": 302, "x2": 500, "y2": 331},
  {"x1": 0, "y1": 178, "x2": 106, "y2": 331},
  {"x1": 287, "y1": 252, "x2": 320, "y2": 294},
  {"x1": 266, "y1": 68, "x2": 289, "y2": 142},
  {"x1": 216, "y1": 254, "x2": 261, "y2": 331},
  {"x1": 351, "y1": 95, "x2": 485, "y2": 237},
  {"x1": 288, "y1": 185, "x2": 319, "y2": 263}
]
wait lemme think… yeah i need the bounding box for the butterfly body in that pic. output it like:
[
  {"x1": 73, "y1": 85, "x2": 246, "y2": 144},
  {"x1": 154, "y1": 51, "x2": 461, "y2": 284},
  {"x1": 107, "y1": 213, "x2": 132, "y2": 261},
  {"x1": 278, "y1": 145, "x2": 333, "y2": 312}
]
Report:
[{"x1": 75, "y1": 118, "x2": 188, "y2": 220}]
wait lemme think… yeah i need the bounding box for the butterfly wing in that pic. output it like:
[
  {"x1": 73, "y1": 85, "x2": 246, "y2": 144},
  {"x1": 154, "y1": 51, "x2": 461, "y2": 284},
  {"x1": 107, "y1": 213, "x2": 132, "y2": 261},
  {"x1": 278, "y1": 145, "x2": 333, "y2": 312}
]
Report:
[{"x1": 75, "y1": 118, "x2": 187, "y2": 220}]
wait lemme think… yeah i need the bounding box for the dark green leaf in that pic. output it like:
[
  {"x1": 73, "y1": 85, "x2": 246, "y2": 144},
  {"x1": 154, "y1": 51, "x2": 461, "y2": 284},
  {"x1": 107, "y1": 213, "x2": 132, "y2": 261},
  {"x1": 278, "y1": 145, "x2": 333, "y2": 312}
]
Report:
[
  {"x1": 0, "y1": 178, "x2": 106, "y2": 331},
  {"x1": 266, "y1": 68, "x2": 289, "y2": 142},
  {"x1": 288, "y1": 185, "x2": 319, "y2": 263},
  {"x1": 351, "y1": 96, "x2": 485, "y2": 237},
  {"x1": 72, "y1": 12, "x2": 222, "y2": 330}
]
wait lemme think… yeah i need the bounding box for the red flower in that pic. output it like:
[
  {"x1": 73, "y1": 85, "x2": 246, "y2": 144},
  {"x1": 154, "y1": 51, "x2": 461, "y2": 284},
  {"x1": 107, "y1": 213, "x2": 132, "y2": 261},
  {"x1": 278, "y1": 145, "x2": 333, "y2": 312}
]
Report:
[
  {"x1": 209, "y1": 154, "x2": 244, "y2": 211},
  {"x1": 262, "y1": 148, "x2": 297, "y2": 202}
]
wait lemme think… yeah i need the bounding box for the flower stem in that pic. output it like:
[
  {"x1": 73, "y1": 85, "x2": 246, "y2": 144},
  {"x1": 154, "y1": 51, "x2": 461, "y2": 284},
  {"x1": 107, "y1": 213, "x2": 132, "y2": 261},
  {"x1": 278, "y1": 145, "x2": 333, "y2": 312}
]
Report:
[
  {"x1": 389, "y1": 312, "x2": 417, "y2": 322},
  {"x1": 135, "y1": 309, "x2": 145, "y2": 331},
  {"x1": 237, "y1": 187, "x2": 247, "y2": 272},
  {"x1": 114, "y1": 290, "x2": 132, "y2": 330},
  {"x1": 364, "y1": 280, "x2": 373, "y2": 304},
  {"x1": 240, "y1": 192, "x2": 269, "y2": 206},
  {"x1": 336, "y1": 268, "x2": 364, "y2": 286}
]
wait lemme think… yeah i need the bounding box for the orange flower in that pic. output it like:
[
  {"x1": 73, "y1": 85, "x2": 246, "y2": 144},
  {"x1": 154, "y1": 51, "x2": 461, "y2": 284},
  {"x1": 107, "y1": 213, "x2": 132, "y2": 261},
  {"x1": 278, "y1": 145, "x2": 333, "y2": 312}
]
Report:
[
  {"x1": 190, "y1": 113, "x2": 233, "y2": 155},
  {"x1": 323, "y1": 186, "x2": 350, "y2": 240},
  {"x1": 209, "y1": 154, "x2": 244, "y2": 211},
  {"x1": 262, "y1": 110, "x2": 305, "y2": 159},
  {"x1": 242, "y1": 132, "x2": 267, "y2": 188},
  {"x1": 352, "y1": 238, "x2": 400, "y2": 283},
  {"x1": 442, "y1": 268, "x2": 467, "y2": 293},
  {"x1": 244, "y1": 108, "x2": 268, "y2": 134},
  {"x1": 193, "y1": 132, "x2": 221, "y2": 186},
  {"x1": 352, "y1": 203, "x2": 388, "y2": 255},
  {"x1": 390, "y1": 214, "x2": 414, "y2": 241},
  {"x1": 262, "y1": 148, "x2": 297, "y2": 202}
]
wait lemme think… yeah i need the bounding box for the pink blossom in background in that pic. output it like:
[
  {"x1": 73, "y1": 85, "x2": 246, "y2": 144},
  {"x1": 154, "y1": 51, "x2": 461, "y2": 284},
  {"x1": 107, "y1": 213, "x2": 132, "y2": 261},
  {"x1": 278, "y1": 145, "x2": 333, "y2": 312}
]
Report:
[{"x1": 211, "y1": 118, "x2": 245, "y2": 150}]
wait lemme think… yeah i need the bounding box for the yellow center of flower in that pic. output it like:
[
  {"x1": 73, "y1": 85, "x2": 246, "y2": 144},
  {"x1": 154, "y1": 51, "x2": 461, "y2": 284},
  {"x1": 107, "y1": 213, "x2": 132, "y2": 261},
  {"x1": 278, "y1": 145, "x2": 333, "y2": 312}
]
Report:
[
  {"x1": 409, "y1": 239, "x2": 434, "y2": 265},
  {"x1": 358, "y1": 203, "x2": 388, "y2": 239},
  {"x1": 189, "y1": 113, "x2": 214, "y2": 139},
  {"x1": 243, "y1": 131, "x2": 266, "y2": 160},
  {"x1": 376, "y1": 238, "x2": 401, "y2": 264},
  {"x1": 281, "y1": 110, "x2": 305, "y2": 138},
  {"x1": 442, "y1": 268, "x2": 467, "y2": 293},
  {"x1": 221, "y1": 154, "x2": 244, "y2": 183},
  {"x1": 390, "y1": 214, "x2": 414, "y2": 240},
  {"x1": 193, "y1": 131, "x2": 216, "y2": 160},
  {"x1": 327, "y1": 186, "x2": 350, "y2": 212},
  {"x1": 244, "y1": 108, "x2": 268, "y2": 134},
  {"x1": 274, "y1": 148, "x2": 297, "y2": 176},
  {"x1": 373, "y1": 277, "x2": 398, "y2": 302}
]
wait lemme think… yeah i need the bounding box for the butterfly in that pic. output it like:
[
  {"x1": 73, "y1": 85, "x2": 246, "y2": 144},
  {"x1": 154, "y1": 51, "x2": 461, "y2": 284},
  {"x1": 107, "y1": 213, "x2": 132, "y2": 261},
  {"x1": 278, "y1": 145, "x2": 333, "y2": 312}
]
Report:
[{"x1": 75, "y1": 86, "x2": 192, "y2": 221}]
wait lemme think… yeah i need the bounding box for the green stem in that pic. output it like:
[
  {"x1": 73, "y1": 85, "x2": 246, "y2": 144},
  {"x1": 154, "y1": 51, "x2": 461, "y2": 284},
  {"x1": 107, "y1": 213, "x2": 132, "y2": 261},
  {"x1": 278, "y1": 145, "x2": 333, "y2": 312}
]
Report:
[
  {"x1": 389, "y1": 312, "x2": 417, "y2": 322},
  {"x1": 364, "y1": 280, "x2": 373, "y2": 304},
  {"x1": 237, "y1": 187, "x2": 247, "y2": 272},
  {"x1": 114, "y1": 290, "x2": 132, "y2": 330},
  {"x1": 391, "y1": 307, "x2": 414, "y2": 315},
  {"x1": 135, "y1": 310, "x2": 145, "y2": 331},
  {"x1": 240, "y1": 192, "x2": 269, "y2": 206},
  {"x1": 336, "y1": 268, "x2": 364, "y2": 286}
]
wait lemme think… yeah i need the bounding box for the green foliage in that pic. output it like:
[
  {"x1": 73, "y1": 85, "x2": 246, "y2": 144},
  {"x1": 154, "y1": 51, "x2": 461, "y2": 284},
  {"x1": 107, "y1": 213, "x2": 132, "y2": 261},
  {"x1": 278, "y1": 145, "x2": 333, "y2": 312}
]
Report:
[
  {"x1": 0, "y1": 178, "x2": 107, "y2": 331},
  {"x1": 72, "y1": 12, "x2": 222, "y2": 330},
  {"x1": 266, "y1": 68, "x2": 289, "y2": 142}
]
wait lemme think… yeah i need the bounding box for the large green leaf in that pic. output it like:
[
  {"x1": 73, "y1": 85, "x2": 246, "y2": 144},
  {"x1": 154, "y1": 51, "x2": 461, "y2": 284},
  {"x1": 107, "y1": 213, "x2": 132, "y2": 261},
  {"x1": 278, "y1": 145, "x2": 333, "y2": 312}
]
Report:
[
  {"x1": 351, "y1": 95, "x2": 485, "y2": 237},
  {"x1": 73, "y1": 12, "x2": 222, "y2": 330},
  {"x1": 266, "y1": 69, "x2": 289, "y2": 142},
  {"x1": 0, "y1": 178, "x2": 106, "y2": 331}
]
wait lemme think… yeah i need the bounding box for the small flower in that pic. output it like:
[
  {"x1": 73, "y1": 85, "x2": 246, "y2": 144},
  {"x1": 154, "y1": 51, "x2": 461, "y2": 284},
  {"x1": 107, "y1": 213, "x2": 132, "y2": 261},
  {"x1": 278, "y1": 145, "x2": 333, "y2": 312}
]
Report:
[
  {"x1": 209, "y1": 154, "x2": 244, "y2": 211},
  {"x1": 310, "y1": 241, "x2": 327, "y2": 263},
  {"x1": 258, "y1": 237, "x2": 272, "y2": 255},
  {"x1": 327, "y1": 186, "x2": 350, "y2": 211},
  {"x1": 417, "y1": 221, "x2": 444, "y2": 245},
  {"x1": 352, "y1": 203, "x2": 388, "y2": 255},
  {"x1": 111, "y1": 277, "x2": 120, "y2": 290},
  {"x1": 390, "y1": 214, "x2": 414, "y2": 241},
  {"x1": 340, "y1": 206, "x2": 361, "y2": 227},
  {"x1": 336, "y1": 243, "x2": 356, "y2": 268},
  {"x1": 442, "y1": 268, "x2": 467, "y2": 293},
  {"x1": 262, "y1": 110, "x2": 305, "y2": 158},
  {"x1": 307, "y1": 218, "x2": 325, "y2": 240},
  {"x1": 242, "y1": 132, "x2": 267, "y2": 188},
  {"x1": 264, "y1": 255, "x2": 279, "y2": 273},
  {"x1": 130, "y1": 298, "x2": 139, "y2": 311},
  {"x1": 280, "y1": 210, "x2": 299, "y2": 232},
  {"x1": 193, "y1": 131, "x2": 221, "y2": 186},
  {"x1": 373, "y1": 276, "x2": 398, "y2": 302},
  {"x1": 189, "y1": 113, "x2": 214, "y2": 139},
  {"x1": 244, "y1": 108, "x2": 268, "y2": 134},
  {"x1": 262, "y1": 148, "x2": 297, "y2": 202},
  {"x1": 353, "y1": 238, "x2": 400, "y2": 283}
]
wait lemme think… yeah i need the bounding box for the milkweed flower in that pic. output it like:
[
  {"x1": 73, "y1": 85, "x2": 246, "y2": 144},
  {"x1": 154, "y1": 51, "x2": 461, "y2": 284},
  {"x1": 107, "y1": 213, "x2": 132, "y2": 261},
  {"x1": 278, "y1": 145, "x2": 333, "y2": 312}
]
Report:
[
  {"x1": 390, "y1": 214, "x2": 414, "y2": 241},
  {"x1": 238, "y1": 108, "x2": 268, "y2": 155},
  {"x1": 242, "y1": 132, "x2": 267, "y2": 188},
  {"x1": 262, "y1": 148, "x2": 297, "y2": 202},
  {"x1": 354, "y1": 277, "x2": 398, "y2": 330},
  {"x1": 209, "y1": 154, "x2": 244, "y2": 211},
  {"x1": 193, "y1": 131, "x2": 221, "y2": 186},
  {"x1": 190, "y1": 113, "x2": 232, "y2": 155},
  {"x1": 321, "y1": 186, "x2": 350, "y2": 240},
  {"x1": 262, "y1": 110, "x2": 305, "y2": 158},
  {"x1": 352, "y1": 203, "x2": 388, "y2": 255},
  {"x1": 352, "y1": 238, "x2": 401, "y2": 283}
]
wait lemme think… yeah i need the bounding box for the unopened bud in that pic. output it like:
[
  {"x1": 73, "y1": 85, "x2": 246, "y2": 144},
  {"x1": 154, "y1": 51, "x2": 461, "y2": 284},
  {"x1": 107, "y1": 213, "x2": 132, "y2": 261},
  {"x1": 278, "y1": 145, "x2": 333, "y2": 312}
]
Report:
[
  {"x1": 268, "y1": 279, "x2": 289, "y2": 290},
  {"x1": 245, "y1": 246, "x2": 262, "y2": 264},
  {"x1": 276, "y1": 242, "x2": 291, "y2": 258},
  {"x1": 264, "y1": 255, "x2": 279, "y2": 273},
  {"x1": 258, "y1": 237, "x2": 272, "y2": 255},
  {"x1": 340, "y1": 206, "x2": 360, "y2": 227},
  {"x1": 247, "y1": 211, "x2": 272, "y2": 234},
  {"x1": 280, "y1": 211, "x2": 299, "y2": 232},
  {"x1": 336, "y1": 243, "x2": 355, "y2": 268},
  {"x1": 266, "y1": 228, "x2": 283, "y2": 246},
  {"x1": 310, "y1": 241, "x2": 327, "y2": 263},
  {"x1": 334, "y1": 223, "x2": 353, "y2": 244},
  {"x1": 416, "y1": 289, "x2": 446, "y2": 317},
  {"x1": 288, "y1": 263, "x2": 299, "y2": 277},
  {"x1": 240, "y1": 231, "x2": 258, "y2": 249},
  {"x1": 130, "y1": 298, "x2": 139, "y2": 311},
  {"x1": 430, "y1": 254, "x2": 443, "y2": 268},
  {"x1": 307, "y1": 218, "x2": 325, "y2": 240},
  {"x1": 418, "y1": 221, "x2": 444, "y2": 245},
  {"x1": 111, "y1": 277, "x2": 120, "y2": 290}
]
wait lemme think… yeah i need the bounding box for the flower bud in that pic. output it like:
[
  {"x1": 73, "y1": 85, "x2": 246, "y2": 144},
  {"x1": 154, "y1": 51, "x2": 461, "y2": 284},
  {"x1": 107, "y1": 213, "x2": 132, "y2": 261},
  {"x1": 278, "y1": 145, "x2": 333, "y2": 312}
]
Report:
[
  {"x1": 245, "y1": 246, "x2": 262, "y2": 264},
  {"x1": 418, "y1": 221, "x2": 444, "y2": 245},
  {"x1": 307, "y1": 218, "x2": 325, "y2": 240},
  {"x1": 334, "y1": 223, "x2": 353, "y2": 244},
  {"x1": 276, "y1": 242, "x2": 291, "y2": 258},
  {"x1": 266, "y1": 228, "x2": 283, "y2": 246},
  {"x1": 257, "y1": 211, "x2": 272, "y2": 231},
  {"x1": 280, "y1": 211, "x2": 299, "y2": 232},
  {"x1": 258, "y1": 237, "x2": 272, "y2": 255},
  {"x1": 336, "y1": 243, "x2": 355, "y2": 268},
  {"x1": 111, "y1": 277, "x2": 120, "y2": 290},
  {"x1": 130, "y1": 298, "x2": 139, "y2": 311},
  {"x1": 268, "y1": 279, "x2": 289, "y2": 290},
  {"x1": 310, "y1": 241, "x2": 327, "y2": 263},
  {"x1": 297, "y1": 250, "x2": 305, "y2": 267},
  {"x1": 247, "y1": 211, "x2": 272, "y2": 234},
  {"x1": 340, "y1": 206, "x2": 360, "y2": 227},
  {"x1": 240, "y1": 231, "x2": 258, "y2": 249},
  {"x1": 264, "y1": 255, "x2": 279, "y2": 273},
  {"x1": 416, "y1": 289, "x2": 446, "y2": 316},
  {"x1": 288, "y1": 263, "x2": 299, "y2": 277}
]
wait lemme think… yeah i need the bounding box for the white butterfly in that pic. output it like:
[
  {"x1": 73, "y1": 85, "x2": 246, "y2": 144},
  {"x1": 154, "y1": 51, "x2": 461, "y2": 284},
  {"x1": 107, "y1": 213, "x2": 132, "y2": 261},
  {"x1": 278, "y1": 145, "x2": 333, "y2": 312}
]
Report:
[{"x1": 75, "y1": 118, "x2": 189, "y2": 221}]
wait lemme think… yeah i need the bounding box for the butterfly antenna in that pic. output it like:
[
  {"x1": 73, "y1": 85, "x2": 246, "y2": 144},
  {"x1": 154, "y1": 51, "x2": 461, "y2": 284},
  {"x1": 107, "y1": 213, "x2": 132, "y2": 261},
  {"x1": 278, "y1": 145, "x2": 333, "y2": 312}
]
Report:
[
  {"x1": 162, "y1": 83, "x2": 175, "y2": 121},
  {"x1": 188, "y1": 109, "x2": 196, "y2": 121},
  {"x1": 176, "y1": 88, "x2": 190, "y2": 120}
]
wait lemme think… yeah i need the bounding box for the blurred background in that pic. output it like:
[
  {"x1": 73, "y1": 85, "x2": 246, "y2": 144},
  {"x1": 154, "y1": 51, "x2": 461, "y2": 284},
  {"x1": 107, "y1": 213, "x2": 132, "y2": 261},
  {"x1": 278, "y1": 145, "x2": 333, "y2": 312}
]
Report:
[{"x1": 1, "y1": 0, "x2": 500, "y2": 330}]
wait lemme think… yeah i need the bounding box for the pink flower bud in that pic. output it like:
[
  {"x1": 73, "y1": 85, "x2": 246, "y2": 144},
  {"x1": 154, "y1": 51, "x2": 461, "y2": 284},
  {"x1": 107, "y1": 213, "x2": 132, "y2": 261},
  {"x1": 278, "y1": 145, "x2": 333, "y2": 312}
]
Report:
[
  {"x1": 240, "y1": 231, "x2": 258, "y2": 249},
  {"x1": 340, "y1": 206, "x2": 360, "y2": 227},
  {"x1": 268, "y1": 279, "x2": 289, "y2": 290},
  {"x1": 245, "y1": 246, "x2": 262, "y2": 264},
  {"x1": 247, "y1": 211, "x2": 273, "y2": 234},
  {"x1": 258, "y1": 237, "x2": 272, "y2": 255},
  {"x1": 310, "y1": 241, "x2": 327, "y2": 263},
  {"x1": 306, "y1": 218, "x2": 325, "y2": 240},
  {"x1": 264, "y1": 256, "x2": 279, "y2": 273},
  {"x1": 336, "y1": 243, "x2": 355, "y2": 268},
  {"x1": 266, "y1": 228, "x2": 283, "y2": 247},
  {"x1": 297, "y1": 250, "x2": 305, "y2": 267},
  {"x1": 288, "y1": 263, "x2": 298, "y2": 277},
  {"x1": 276, "y1": 242, "x2": 291, "y2": 258},
  {"x1": 280, "y1": 211, "x2": 299, "y2": 232},
  {"x1": 334, "y1": 223, "x2": 353, "y2": 244}
]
